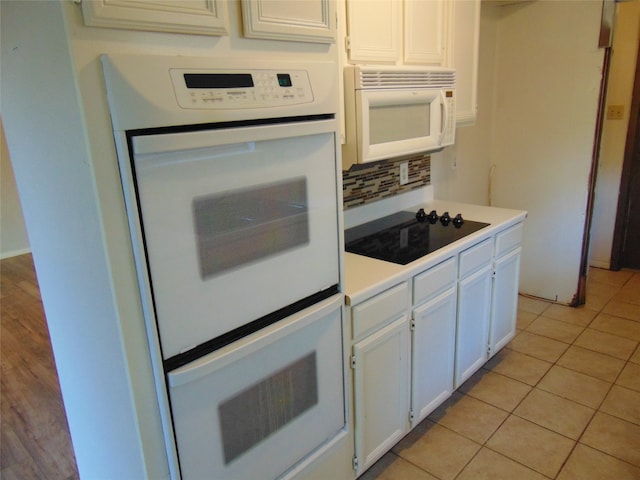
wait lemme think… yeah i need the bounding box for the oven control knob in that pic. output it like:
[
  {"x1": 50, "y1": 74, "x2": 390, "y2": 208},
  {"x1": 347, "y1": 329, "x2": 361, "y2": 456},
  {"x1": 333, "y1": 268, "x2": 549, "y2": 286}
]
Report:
[
  {"x1": 440, "y1": 211, "x2": 451, "y2": 226},
  {"x1": 427, "y1": 210, "x2": 439, "y2": 224},
  {"x1": 416, "y1": 208, "x2": 427, "y2": 222},
  {"x1": 453, "y1": 213, "x2": 464, "y2": 228}
]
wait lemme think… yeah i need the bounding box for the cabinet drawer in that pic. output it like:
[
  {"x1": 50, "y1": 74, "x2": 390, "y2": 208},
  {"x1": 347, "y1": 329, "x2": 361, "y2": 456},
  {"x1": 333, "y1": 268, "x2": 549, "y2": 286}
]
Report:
[
  {"x1": 413, "y1": 257, "x2": 456, "y2": 305},
  {"x1": 495, "y1": 222, "x2": 523, "y2": 257},
  {"x1": 459, "y1": 238, "x2": 492, "y2": 278},
  {"x1": 352, "y1": 283, "x2": 408, "y2": 340}
]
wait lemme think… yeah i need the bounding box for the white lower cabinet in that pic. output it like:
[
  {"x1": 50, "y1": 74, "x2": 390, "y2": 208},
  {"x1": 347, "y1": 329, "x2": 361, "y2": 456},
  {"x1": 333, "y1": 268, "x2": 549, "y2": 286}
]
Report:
[
  {"x1": 347, "y1": 221, "x2": 524, "y2": 477},
  {"x1": 490, "y1": 223, "x2": 524, "y2": 356},
  {"x1": 490, "y1": 249, "x2": 522, "y2": 354},
  {"x1": 411, "y1": 285, "x2": 457, "y2": 426},
  {"x1": 353, "y1": 316, "x2": 410, "y2": 474},
  {"x1": 351, "y1": 283, "x2": 410, "y2": 475},
  {"x1": 455, "y1": 263, "x2": 492, "y2": 387},
  {"x1": 454, "y1": 225, "x2": 524, "y2": 388}
]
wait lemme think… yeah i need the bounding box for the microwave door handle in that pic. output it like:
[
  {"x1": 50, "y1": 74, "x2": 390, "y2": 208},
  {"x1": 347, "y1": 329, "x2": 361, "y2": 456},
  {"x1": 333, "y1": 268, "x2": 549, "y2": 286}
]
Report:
[{"x1": 440, "y1": 90, "x2": 448, "y2": 143}]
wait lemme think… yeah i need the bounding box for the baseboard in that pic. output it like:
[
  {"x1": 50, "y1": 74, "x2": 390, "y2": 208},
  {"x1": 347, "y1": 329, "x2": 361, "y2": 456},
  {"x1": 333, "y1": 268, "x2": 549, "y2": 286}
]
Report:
[
  {"x1": 1, "y1": 247, "x2": 32, "y2": 260},
  {"x1": 589, "y1": 260, "x2": 611, "y2": 270}
]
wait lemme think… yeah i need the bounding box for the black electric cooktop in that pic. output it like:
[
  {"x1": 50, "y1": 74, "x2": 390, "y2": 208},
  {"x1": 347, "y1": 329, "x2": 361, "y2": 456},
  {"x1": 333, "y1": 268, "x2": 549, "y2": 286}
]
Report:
[{"x1": 345, "y1": 209, "x2": 490, "y2": 265}]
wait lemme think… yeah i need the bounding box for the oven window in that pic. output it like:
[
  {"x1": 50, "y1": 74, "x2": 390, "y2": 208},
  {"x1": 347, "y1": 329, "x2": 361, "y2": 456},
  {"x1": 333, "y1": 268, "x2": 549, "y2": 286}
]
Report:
[
  {"x1": 369, "y1": 103, "x2": 430, "y2": 145},
  {"x1": 193, "y1": 178, "x2": 309, "y2": 278},
  {"x1": 218, "y1": 352, "x2": 318, "y2": 464}
]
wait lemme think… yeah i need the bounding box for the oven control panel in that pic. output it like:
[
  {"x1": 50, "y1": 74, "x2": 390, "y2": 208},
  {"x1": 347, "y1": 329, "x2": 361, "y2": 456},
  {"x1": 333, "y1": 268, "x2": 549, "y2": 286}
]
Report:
[{"x1": 170, "y1": 68, "x2": 314, "y2": 109}]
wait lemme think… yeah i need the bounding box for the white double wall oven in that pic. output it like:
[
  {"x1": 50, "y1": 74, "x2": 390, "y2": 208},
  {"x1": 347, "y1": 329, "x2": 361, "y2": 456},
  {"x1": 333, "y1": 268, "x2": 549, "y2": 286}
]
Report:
[{"x1": 102, "y1": 54, "x2": 346, "y2": 479}]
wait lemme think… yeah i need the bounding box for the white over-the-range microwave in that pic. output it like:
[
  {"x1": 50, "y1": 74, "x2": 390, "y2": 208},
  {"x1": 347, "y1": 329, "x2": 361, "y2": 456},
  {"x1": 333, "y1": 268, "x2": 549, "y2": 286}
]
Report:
[{"x1": 342, "y1": 65, "x2": 456, "y2": 168}]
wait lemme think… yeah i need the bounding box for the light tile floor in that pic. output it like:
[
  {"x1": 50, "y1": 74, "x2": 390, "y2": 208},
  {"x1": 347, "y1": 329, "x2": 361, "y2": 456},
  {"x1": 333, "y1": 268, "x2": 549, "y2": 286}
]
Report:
[{"x1": 361, "y1": 268, "x2": 640, "y2": 480}]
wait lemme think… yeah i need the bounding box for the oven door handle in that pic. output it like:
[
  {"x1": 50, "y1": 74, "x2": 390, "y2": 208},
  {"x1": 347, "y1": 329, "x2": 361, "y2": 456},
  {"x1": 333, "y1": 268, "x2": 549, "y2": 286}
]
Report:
[
  {"x1": 132, "y1": 118, "x2": 337, "y2": 156},
  {"x1": 167, "y1": 294, "x2": 343, "y2": 387}
]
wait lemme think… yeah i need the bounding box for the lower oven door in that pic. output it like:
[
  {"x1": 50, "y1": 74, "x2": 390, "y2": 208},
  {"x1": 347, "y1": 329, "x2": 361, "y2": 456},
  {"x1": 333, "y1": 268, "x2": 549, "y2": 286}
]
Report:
[{"x1": 166, "y1": 295, "x2": 346, "y2": 480}]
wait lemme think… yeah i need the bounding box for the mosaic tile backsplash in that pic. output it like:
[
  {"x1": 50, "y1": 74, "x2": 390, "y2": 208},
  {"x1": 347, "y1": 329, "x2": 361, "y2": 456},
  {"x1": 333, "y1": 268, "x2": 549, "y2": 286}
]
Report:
[{"x1": 342, "y1": 154, "x2": 431, "y2": 209}]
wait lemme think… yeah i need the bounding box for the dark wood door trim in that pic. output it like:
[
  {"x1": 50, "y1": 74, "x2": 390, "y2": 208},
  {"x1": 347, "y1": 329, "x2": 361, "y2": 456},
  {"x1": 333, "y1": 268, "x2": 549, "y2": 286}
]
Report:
[
  {"x1": 610, "y1": 36, "x2": 640, "y2": 270},
  {"x1": 577, "y1": 46, "x2": 611, "y2": 305}
]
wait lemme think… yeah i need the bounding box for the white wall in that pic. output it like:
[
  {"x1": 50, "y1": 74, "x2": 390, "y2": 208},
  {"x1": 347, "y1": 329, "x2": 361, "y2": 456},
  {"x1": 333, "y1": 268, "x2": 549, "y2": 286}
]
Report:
[
  {"x1": 589, "y1": 1, "x2": 640, "y2": 269},
  {"x1": 492, "y1": 0, "x2": 604, "y2": 304},
  {"x1": 1, "y1": 2, "x2": 168, "y2": 477},
  {"x1": 431, "y1": 3, "x2": 500, "y2": 205},
  {"x1": 0, "y1": 118, "x2": 30, "y2": 258},
  {"x1": 438, "y1": 1, "x2": 636, "y2": 295}
]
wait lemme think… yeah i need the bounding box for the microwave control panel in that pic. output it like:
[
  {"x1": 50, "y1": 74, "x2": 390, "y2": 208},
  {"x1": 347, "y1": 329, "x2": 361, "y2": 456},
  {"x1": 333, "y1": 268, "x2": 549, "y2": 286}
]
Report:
[
  {"x1": 170, "y1": 68, "x2": 314, "y2": 109},
  {"x1": 442, "y1": 89, "x2": 456, "y2": 146}
]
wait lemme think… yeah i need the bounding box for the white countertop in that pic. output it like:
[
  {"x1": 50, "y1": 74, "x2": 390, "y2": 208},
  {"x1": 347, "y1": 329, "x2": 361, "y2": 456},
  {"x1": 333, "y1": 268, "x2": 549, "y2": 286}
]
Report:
[{"x1": 343, "y1": 197, "x2": 527, "y2": 305}]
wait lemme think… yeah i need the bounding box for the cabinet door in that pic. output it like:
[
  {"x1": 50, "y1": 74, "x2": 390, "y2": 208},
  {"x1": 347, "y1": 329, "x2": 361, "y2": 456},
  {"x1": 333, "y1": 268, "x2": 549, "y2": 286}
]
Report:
[
  {"x1": 242, "y1": 0, "x2": 335, "y2": 43},
  {"x1": 346, "y1": 0, "x2": 401, "y2": 63},
  {"x1": 489, "y1": 247, "x2": 522, "y2": 356},
  {"x1": 411, "y1": 286, "x2": 457, "y2": 426},
  {"x1": 455, "y1": 265, "x2": 492, "y2": 388},
  {"x1": 81, "y1": 0, "x2": 229, "y2": 35},
  {"x1": 353, "y1": 315, "x2": 410, "y2": 474},
  {"x1": 451, "y1": 0, "x2": 480, "y2": 125},
  {"x1": 404, "y1": 0, "x2": 449, "y2": 65}
]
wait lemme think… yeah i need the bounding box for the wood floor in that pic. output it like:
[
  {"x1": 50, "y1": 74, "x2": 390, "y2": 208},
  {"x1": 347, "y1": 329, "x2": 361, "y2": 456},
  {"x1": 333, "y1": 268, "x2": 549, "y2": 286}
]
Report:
[{"x1": 1, "y1": 254, "x2": 78, "y2": 480}]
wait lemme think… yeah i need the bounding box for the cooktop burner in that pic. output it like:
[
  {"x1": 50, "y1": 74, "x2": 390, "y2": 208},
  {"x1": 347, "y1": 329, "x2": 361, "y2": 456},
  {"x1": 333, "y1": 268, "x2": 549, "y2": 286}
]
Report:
[{"x1": 345, "y1": 209, "x2": 490, "y2": 265}]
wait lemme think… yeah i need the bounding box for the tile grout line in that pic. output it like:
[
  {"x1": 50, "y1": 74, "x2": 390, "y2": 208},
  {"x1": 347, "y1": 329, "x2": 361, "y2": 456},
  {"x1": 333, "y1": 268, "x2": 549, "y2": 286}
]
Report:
[
  {"x1": 447, "y1": 359, "x2": 570, "y2": 480},
  {"x1": 551, "y1": 300, "x2": 604, "y2": 479},
  {"x1": 496, "y1": 325, "x2": 572, "y2": 480},
  {"x1": 516, "y1": 300, "x2": 640, "y2": 379},
  {"x1": 547, "y1": 273, "x2": 639, "y2": 476},
  {"x1": 448, "y1": 322, "x2": 564, "y2": 479},
  {"x1": 466, "y1": 279, "x2": 637, "y2": 478}
]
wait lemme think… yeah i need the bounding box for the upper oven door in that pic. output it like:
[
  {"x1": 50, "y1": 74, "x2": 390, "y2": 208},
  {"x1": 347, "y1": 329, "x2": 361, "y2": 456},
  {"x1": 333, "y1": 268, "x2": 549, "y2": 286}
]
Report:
[
  {"x1": 356, "y1": 88, "x2": 444, "y2": 163},
  {"x1": 126, "y1": 117, "x2": 341, "y2": 360}
]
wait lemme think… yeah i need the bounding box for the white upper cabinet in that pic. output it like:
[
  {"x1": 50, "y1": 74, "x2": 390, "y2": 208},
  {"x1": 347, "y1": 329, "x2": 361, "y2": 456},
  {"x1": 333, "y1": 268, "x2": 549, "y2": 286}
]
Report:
[
  {"x1": 241, "y1": 0, "x2": 336, "y2": 43},
  {"x1": 404, "y1": 0, "x2": 448, "y2": 65},
  {"x1": 345, "y1": 0, "x2": 449, "y2": 66},
  {"x1": 346, "y1": 0, "x2": 402, "y2": 63},
  {"x1": 81, "y1": 0, "x2": 229, "y2": 36},
  {"x1": 81, "y1": 0, "x2": 336, "y2": 42},
  {"x1": 342, "y1": 0, "x2": 480, "y2": 123},
  {"x1": 451, "y1": 0, "x2": 480, "y2": 125}
]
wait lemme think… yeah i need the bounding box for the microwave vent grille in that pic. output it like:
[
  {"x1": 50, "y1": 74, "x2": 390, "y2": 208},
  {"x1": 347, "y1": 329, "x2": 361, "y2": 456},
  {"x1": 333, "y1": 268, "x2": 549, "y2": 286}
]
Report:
[{"x1": 357, "y1": 69, "x2": 456, "y2": 90}]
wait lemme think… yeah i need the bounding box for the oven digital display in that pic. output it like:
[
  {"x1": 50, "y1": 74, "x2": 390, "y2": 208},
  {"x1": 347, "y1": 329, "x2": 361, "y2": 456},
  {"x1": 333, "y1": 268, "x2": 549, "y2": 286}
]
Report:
[
  {"x1": 184, "y1": 73, "x2": 254, "y2": 89},
  {"x1": 277, "y1": 73, "x2": 292, "y2": 87}
]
